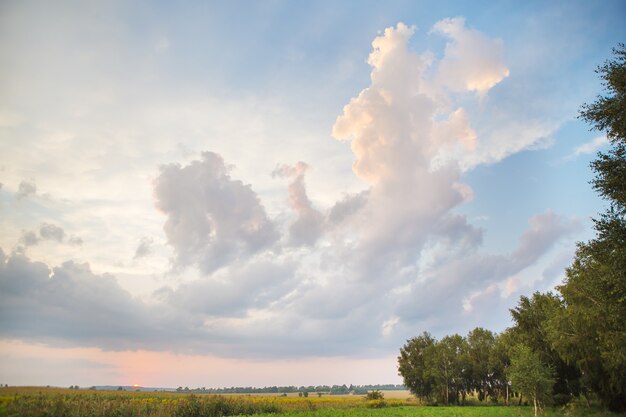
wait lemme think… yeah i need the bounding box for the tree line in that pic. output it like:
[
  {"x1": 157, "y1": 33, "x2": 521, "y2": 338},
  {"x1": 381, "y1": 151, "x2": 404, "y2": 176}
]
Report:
[
  {"x1": 398, "y1": 44, "x2": 626, "y2": 414},
  {"x1": 174, "y1": 384, "x2": 405, "y2": 395}
]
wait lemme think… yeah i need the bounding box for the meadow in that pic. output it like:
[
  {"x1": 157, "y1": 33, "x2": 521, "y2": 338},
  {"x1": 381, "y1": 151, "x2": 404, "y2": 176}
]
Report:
[{"x1": 0, "y1": 387, "x2": 617, "y2": 417}]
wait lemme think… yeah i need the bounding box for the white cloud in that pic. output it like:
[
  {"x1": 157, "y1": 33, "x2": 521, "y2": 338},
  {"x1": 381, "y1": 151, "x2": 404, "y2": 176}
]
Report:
[
  {"x1": 571, "y1": 135, "x2": 607, "y2": 157},
  {"x1": 433, "y1": 17, "x2": 510, "y2": 95}
]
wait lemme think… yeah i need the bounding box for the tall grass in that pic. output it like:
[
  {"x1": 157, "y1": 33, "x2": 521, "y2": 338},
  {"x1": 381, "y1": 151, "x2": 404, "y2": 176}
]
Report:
[{"x1": 0, "y1": 392, "x2": 281, "y2": 417}]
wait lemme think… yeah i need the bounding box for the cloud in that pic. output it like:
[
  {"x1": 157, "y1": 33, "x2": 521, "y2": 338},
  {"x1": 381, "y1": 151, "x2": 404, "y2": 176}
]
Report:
[
  {"x1": 0, "y1": 19, "x2": 589, "y2": 360},
  {"x1": 272, "y1": 162, "x2": 324, "y2": 246},
  {"x1": 18, "y1": 230, "x2": 39, "y2": 247},
  {"x1": 392, "y1": 210, "x2": 579, "y2": 335},
  {"x1": 570, "y1": 135, "x2": 607, "y2": 158},
  {"x1": 0, "y1": 208, "x2": 578, "y2": 357},
  {"x1": 331, "y1": 22, "x2": 476, "y2": 284},
  {"x1": 67, "y1": 236, "x2": 83, "y2": 246},
  {"x1": 39, "y1": 223, "x2": 65, "y2": 242},
  {"x1": 133, "y1": 237, "x2": 153, "y2": 259},
  {"x1": 16, "y1": 224, "x2": 78, "y2": 249},
  {"x1": 16, "y1": 181, "x2": 36, "y2": 199},
  {"x1": 328, "y1": 190, "x2": 369, "y2": 225},
  {"x1": 154, "y1": 152, "x2": 278, "y2": 274},
  {"x1": 433, "y1": 17, "x2": 509, "y2": 95},
  {"x1": 0, "y1": 249, "x2": 168, "y2": 350},
  {"x1": 159, "y1": 260, "x2": 297, "y2": 317},
  {"x1": 511, "y1": 210, "x2": 581, "y2": 268}
]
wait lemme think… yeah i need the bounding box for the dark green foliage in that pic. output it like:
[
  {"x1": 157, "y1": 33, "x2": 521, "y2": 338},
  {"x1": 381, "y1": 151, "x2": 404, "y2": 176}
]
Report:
[
  {"x1": 365, "y1": 391, "x2": 384, "y2": 400},
  {"x1": 579, "y1": 44, "x2": 626, "y2": 212},
  {"x1": 398, "y1": 332, "x2": 436, "y2": 401},
  {"x1": 547, "y1": 44, "x2": 626, "y2": 412},
  {"x1": 465, "y1": 328, "x2": 496, "y2": 402},
  {"x1": 489, "y1": 331, "x2": 513, "y2": 404},
  {"x1": 398, "y1": 329, "x2": 512, "y2": 405},
  {"x1": 509, "y1": 293, "x2": 581, "y2": 404},
  {"x1": 427, "y1": 334, "x2": 467, "y2": 405},
  {"x1": 549, "y1": 239, "x2": 626, "y2": 411}
]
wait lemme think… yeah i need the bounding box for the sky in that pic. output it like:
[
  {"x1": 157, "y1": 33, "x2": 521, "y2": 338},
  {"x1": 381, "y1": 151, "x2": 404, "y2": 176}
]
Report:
[{"x1": 0, "y1": 0, "x2": 625, "y2": 388}]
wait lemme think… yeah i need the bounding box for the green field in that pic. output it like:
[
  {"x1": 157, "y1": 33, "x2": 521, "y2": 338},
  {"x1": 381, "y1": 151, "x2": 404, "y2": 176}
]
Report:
[{"x1": 0, "y1": 387, "x2": 617, "y2": 417}]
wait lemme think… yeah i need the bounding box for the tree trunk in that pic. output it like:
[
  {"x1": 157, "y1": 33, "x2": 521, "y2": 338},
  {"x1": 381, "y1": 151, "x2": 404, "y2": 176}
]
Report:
[
  {"x1": 505, "y1": 384, "x2": 509, "y2": 405},
  {"x1": 518, "y1": 393, "x2": 523, "y2": 406},
  {"x1": 533, "y1": 395, "x2": 538, "y2": 417}
]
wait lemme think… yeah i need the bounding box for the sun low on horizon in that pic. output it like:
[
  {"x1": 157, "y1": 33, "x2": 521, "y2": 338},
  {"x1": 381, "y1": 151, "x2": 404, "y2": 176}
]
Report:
[{"x1": 0, "y1": 0, "x2": 624, "y2": 389}]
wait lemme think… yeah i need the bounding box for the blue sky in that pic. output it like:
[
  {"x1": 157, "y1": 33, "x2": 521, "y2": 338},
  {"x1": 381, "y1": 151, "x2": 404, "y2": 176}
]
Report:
[{"x1": 0, "y1": 0, "x2": 624, "y2": 387}]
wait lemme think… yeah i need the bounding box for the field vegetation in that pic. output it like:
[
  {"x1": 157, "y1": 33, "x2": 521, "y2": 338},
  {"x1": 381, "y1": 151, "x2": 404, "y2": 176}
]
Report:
[{"x1": 0, "y1": 387, "x2": 618, "y2": 417}]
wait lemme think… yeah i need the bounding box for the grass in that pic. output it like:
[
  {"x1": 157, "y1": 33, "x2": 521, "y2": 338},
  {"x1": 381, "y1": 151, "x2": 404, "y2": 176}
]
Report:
[{"x1": 0, "y1": 387, "x2": 618, "y2": 417}]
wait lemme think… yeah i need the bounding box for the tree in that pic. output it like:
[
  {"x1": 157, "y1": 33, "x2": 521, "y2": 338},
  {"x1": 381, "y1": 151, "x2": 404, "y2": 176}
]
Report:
[
  {"x1": 398, "y1": 332, "x2": 436, "y2": 401},
  {"x1": 465, "y1": 328, "x2": 496, "y2": 402},
  {"x1": 489, "y1": 330, "x2": 513, "y2": 404},
  {"x1": 426, "y1": 334, "x2": 467, "y2": 405},
  {"x1": 548, "y1": 44, "x2": 626, "y2": 412},
  {"x1": 365, "y1": 390, "x2": 384, "y2": 400},
  {"x1": 510, "y1": 292, "x2": 580, "y2": 404},
  {"x1": 508, "y1": 344, "x2": 554, "y2": 417}
]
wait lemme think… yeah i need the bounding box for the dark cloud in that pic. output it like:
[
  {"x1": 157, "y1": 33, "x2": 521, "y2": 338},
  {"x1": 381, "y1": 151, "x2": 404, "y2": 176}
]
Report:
[
  {"x1": 16, "y1": 181, "x2": 36, "y2": 199},
  {"x1": 16, "y1": 224, "x2": 79, "y2": 249},
  {"x1": 0, "y1": 250, "x2": 167, "y2": 350},
  {"x1": 154, "y1": 152, "x2": 278, "y2": 274},
  {"x1": 18, "y1": 230, "x2": 39, "y2": 247},
  {"x1": 328, "y1": 190, "x2": 369, "y2": 225},
  {"x1": 39, "y1": 223, "x2": 65, "y2": 242},
  {"x1": 133, "y1": 237, "x2": 153, "y2": 259}
]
